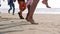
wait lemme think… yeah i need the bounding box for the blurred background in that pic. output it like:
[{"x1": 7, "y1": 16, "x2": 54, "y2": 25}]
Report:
[{"x1": 0, "y1": 0, "x2": 60, "y2": 14}]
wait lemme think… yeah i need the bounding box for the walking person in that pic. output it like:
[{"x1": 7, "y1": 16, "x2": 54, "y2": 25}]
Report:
[
  {"x1": 8, "y1": 0, "x2": 15, "y2": 15},
  {"x1": 17, "y1": 0, "x2": 26, "y2": 19}
]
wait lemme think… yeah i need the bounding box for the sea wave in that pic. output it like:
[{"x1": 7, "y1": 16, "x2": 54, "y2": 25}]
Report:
[{"x1": 0, "y1": 8, "x2": 60, "y2": 14}]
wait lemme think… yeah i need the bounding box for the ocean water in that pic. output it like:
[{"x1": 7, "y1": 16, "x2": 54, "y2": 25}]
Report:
[{"x1": 0, "y1": 8, "x2": 60, "y2": 14}]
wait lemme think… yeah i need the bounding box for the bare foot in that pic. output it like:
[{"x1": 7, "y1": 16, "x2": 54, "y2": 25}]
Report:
[
  {"x1": 42, "y1": 1, "x2": 51, "y2": 8},
  {"x1": 46, "y1": 6, "x2": 51, "y2": 8},
  {"x1": 26, "y1": 18, "x2": 38, "y2": 24}
]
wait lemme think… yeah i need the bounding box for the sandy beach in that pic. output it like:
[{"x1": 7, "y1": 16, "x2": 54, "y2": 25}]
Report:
[{"x1": 0, "y1": 13, "x2": 60, "y2": 34}]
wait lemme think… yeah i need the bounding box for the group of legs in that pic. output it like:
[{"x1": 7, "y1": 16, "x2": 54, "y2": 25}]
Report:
[
  {"x1": 0, "y1": 0, "x2": 51, "y2": 24},
  {"x1": 17, "y1": 0, "x2": 38, "y2": 24},
  {"x1": 17, "y1": 0, "x2": 51, "y2": 24},
  {"x1": 6, "y1": 0, "x2": 51, "y2": 24}
]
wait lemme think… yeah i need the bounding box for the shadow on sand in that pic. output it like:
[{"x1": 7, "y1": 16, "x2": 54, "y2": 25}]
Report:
[
  {"x1": 0, "y1": 21, "x2": 29, "y2": 34},
  {"x1": 0, "y1": 30, "x2": 24, "y2": 34},
  {"x1": 0, "y1": 18, "x2": 20, "y2": 22},
  {"x1": 0, "y1": 21, "x2": 30, "y2": 30}
]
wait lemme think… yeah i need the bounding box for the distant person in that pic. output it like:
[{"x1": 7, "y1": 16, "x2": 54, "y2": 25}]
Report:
[
  {"x1": 17, "y1": 0, "x2": 26, "y2": 19},
  {"x1": 8, "y1": 0, "x2": 15, "y2": 15},
  {"x1": 42, "y1": 0, "x2": 51, "y2": 8}
]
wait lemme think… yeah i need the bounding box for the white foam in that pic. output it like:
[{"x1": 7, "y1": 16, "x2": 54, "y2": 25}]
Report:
[{"x1": 1, "y1": 8, "x2": 60, "y2": 14}]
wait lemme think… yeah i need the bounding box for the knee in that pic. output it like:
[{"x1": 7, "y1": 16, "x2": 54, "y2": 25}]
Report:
[
  {"x1": 10, "y1": 7, "x2": 12, "y2": 9},
  {"x1": 20, "y1": 7, "x2": 26, "y2": 11}
]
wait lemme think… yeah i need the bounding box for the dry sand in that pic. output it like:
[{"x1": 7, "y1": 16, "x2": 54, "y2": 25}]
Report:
[{"x1": 0, "y1": 13, "x2": 60, "y2": 34}]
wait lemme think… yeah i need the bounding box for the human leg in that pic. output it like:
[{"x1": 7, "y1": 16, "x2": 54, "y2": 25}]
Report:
[
  {"x1": 26, "y1": 0, "x2": 39, "y2": 24},
  {"x1": 18, "y1": 1, "x2": 26, "y2": 19},
  {"x1": 12, "y1": 3, "x2": 15, "y2": 15},
  {"x1": 42, "y1": 0, "x2": 51, "y2": 8},
  {"x1": 8, "y1": 4, "x2": 12, "y2": 14}
]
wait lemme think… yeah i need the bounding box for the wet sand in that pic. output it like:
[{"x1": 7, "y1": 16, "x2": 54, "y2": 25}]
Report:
[{"x1": 0, "y1": 13, "x2": 60, "y2": 34}]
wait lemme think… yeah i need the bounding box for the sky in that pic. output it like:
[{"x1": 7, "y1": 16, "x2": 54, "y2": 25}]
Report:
[{"x1": 0, "y1": 0, "x2": 60, "y2": 8}]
